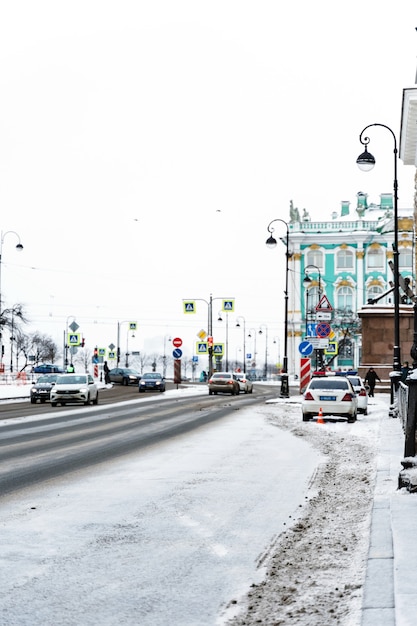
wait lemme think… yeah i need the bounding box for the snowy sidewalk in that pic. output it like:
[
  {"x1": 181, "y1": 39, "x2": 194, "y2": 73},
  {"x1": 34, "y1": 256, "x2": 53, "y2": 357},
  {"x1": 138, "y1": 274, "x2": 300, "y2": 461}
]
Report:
[{"x1": 362, "y1": 410, "x2": 417, "y2": 626}]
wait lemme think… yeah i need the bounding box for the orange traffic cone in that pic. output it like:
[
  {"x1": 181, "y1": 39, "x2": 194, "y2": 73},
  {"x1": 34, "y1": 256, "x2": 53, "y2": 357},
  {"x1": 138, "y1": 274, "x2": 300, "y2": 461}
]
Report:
[{"x1": 317, "y1": 407, "x2": 325, "y2": 424}]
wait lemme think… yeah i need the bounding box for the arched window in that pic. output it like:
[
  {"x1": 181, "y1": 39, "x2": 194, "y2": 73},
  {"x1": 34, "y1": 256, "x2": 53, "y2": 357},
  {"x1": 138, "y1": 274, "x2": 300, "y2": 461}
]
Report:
[
  {"x1": 337, "y1": 248, "x2": 354, "y2": 270},
  {"x1": 399, "y1": 247, "x2": 412, "y2": 270},
  {"x1": 305, "y1": 249, "x2": 323, "y2": 270},
  {"x1": 366, "y1": 246, "x2": 384, "y2": 270},
  {"x1": 367, "y1": 285, "x2": 385, "y2": 305},
  {"x1": 337, "y1": 286, "x2": 353, "y2": 311}
]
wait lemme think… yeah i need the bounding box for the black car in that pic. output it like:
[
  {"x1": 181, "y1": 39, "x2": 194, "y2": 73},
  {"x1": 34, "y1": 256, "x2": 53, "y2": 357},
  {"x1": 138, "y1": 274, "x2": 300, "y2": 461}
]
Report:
[
  {"x1": 108, "y1": 367, "x2": 141, "y2": 385},
  {"x1": 30, "y1": 374, "x2": 60, "y2": 403},
  {"x1": 138, "y1": 372, "x2": 166, "y2": 392}
]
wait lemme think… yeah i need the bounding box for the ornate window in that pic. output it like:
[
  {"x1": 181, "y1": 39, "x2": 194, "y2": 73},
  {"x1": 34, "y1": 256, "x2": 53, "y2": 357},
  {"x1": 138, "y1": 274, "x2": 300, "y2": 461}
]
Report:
[
  {"x1": 336, "y1": 248, "x2": 354, "y2": 270},
  {"x1": 337, "y1": 286, "x2": 353, "y2": 310},
  {"x1": 305, "y1": 249, "x2": 323, "y2": 269},
  {"x1": 366, "y1": 245, "x2": 384, "y2": 270},
  {"x1": 367, "y1": 285, "x2": 385, "y2": 304},
  {"x1": 399, "y1": 246, "x2": 412, "y2": 269}
]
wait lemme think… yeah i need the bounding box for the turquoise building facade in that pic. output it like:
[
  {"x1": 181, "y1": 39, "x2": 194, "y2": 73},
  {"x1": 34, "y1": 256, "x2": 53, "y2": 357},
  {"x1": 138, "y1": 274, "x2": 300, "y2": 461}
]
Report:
[{"x1": 286, "y1": 192, "x2": 414, "y2": 375}]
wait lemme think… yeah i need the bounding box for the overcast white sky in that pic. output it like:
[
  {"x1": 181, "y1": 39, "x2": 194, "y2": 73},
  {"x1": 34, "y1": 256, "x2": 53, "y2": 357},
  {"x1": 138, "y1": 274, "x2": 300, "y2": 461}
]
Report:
[{"x1": 1, "y1": 1, "x2": 416, "y2": 364}]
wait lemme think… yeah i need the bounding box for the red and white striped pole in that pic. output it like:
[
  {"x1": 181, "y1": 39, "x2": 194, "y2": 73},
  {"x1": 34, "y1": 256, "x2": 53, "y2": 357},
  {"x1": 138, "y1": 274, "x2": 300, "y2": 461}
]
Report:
[{"x1": 300, "y1": 358, "x2": 311, "y2": 393}]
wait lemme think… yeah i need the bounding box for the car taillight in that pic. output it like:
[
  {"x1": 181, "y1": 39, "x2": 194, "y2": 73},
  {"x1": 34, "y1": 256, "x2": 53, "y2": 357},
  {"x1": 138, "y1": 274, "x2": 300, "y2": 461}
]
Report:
[
  {"x1": 359, "y1": 389, "x2": 367, "y2": 396},
  {"x1": 304, "y1": 391, "x2": 314, "y2": 400},
  {"x1": 227, "y1": 380, "x2": 234, "y2": 384},
  {"x1": 208, "y1": 379, "x2": 213, "y2": 384},
  {"x1": 341, "y1": 393, "x2": 353, "y2": 401}
]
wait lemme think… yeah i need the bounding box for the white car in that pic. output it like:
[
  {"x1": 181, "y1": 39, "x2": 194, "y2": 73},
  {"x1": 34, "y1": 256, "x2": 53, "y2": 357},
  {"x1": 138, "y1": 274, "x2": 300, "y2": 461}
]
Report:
[
  {"x1": 347, "y1": 375, "x2": 368, "y2": 415},
  {"x1": 234, "y1": 373, "x2": 253, "y2": 394},
  {"x1": 302, "y1": 375, "x2": 358, "y2": 422},
  {"x1": 50, "y1": 373, "x2": 99, "y2": 407}
]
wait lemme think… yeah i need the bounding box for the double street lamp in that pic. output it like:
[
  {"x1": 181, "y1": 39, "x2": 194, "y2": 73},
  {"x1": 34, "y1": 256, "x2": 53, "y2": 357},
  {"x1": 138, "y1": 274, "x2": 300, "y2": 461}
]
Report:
[
  {"x1": 265, "y1": 218, "x2": 290, "y2": 398},
  {"x1": 356, "y1": 123, "x2": 401, "y2": 374},
  {"x1": 236, "y1": 316, "x2": 246, "y2": 373},
  {"x1": 258, "y1": 324, "x2": 268, "y2": 380}
]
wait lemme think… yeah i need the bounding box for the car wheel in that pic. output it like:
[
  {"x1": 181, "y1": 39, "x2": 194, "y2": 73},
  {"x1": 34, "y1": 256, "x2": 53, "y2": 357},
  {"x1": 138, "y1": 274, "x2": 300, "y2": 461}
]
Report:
[
  {"x1": 209, "y1": 390, "x2": 213, "y2": 395},
  {"x1": 123, "y1": 378, "x2": 128, "y2": 386},
  {"x1": 93, "y1": 393, "x2": 99, "y2": 405},
  {"x1": 302, "y1": 413, "x2": 311, "y2": 422},
  {"x1": 51, "y1": 402, "x2": 57, "y2": 407},
  {"x1": 84, "y1": 394, "x2": 90, "y2": 406},
  {"x1": 41, "y1": 399, "x2": 46, "y2": 403},
  {"x1": 249, "y1": 388, "x2": 253, "y2": 394},
  {"x1": 30, "y1": 398, "x2": 36, "y2": 404},
  {"x1": 364, "y1": 409, "x2": 368, "y2": 415}
]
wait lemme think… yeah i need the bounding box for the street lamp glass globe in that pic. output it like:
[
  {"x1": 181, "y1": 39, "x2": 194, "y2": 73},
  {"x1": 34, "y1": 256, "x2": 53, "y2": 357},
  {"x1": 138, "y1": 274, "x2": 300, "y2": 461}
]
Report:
[{"x1": 356, "y1": 147, "x2": 376, "y2": 172}]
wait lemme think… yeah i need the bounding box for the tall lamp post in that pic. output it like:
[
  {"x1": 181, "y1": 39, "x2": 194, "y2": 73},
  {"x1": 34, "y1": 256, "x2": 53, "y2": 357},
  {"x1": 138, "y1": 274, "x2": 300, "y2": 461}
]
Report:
[
  {"x1": 258, "y1": 324, "x2": 268, "y2": 380},
  {"x1": 266, "y1": 218, "x2": 290, "y2": 398},
  {"x1": 236, "y1": 316, "x2": 246, "y2": 373},
  {"x1": 217, "y1": 311, "x2": 229, "y2": 371},
  {"x1": 183, "y1": 295, "x2": 234, "y2": 377},
  {"x1": 356, "y1": 123, "x2": 401, "y2": 374},
  {"x1": 248, "y1": 328, "x2": 257, "y2": 373},
  {"x1": 0, "y1": 231, "x2": 24, "y2": 368},
  {"x1": 303, "y1": 264, "x2": 323, "y2": 370}
]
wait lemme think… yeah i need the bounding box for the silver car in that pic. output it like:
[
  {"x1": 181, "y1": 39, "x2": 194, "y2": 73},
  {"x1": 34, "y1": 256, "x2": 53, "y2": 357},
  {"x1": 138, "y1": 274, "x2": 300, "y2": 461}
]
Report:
[
  {"x1": 234, "y1": 373, "x2": 253, "y2": 394},
  {"x1": 50, "y1": 373, "x2": 99, "y2": 407},
  {"x1": 208, "y1": 372, "x2": 240, "y2": 395}
]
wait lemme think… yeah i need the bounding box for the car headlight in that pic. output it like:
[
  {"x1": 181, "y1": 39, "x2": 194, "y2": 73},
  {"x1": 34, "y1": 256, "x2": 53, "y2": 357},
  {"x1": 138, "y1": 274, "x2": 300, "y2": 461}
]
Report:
[{"x1": 79, "y1": 387, "x2": 88, "y2": 394}]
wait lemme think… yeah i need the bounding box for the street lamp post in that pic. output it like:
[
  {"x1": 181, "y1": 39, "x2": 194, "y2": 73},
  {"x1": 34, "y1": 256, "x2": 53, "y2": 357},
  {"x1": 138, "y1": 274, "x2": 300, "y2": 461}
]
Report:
[
  {"x1": 258, "y1": 324, "x2": 268, "y2": 380},
  {"x1": 248, "y1": 328, "x2": 257, "y2": 373},
  {"x1": 163, "y1": 335, "x2": 171, "y2": 377},
  {"x1": 183, "y1": 295, "x2": 234, "y2": 377},
  {"x1": 266, "y1": 218, "x2": 290, "y2": 398},
  {"x1": 356, "y1": 123, "x2": 401, "y2": 375},
  {"x1": 0, "y1": 231, "x2": 24, "y2": 368},
  {"x1": 236, "y1": 316, "x2": 246, "y2": 373},
  {"x1": 117, "y1": 320, "x2": 137, "y2": 367},
  {"x1": 217, "y1": 311, "x2": 229, "y2": 371},
  {"x1": 303, "y1": 264, "x2": 323, "y2": 370}
]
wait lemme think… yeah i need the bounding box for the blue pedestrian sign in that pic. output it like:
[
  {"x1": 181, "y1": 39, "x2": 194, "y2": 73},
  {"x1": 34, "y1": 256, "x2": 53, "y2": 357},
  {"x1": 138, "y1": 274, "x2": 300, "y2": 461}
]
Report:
[
  {"x1": 173, "y1": 348, "x2": 183, "y2": 359},
  {"x1": 299, "y1": 341, "x2": 314, "y2": 356}
]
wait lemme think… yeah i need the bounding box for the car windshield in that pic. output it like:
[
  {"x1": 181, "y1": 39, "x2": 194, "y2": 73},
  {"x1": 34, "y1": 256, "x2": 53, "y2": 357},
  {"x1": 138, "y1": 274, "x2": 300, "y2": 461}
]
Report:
[
  {"x1": 57, "y1": 375, "x2": 87, "y2": 384},
  {"x1": 212, "y1": 373, "x2": 231, "y2": 379},
  {"x1": 309, "y1": 379, "x2": 349, "y2": 390},
  {"x1": 37, "y1": 375, "x2": 57, "y2": 383},
  {"x1": 143, "y1": 373, "x2": 161, "y2": 379}
]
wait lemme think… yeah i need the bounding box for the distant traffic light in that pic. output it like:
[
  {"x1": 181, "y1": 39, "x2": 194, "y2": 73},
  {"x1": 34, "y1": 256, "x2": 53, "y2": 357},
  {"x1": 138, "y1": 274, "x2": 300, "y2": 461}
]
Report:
[{"x1": 81, "y1": 337, "x2": 85, "y2": 347}]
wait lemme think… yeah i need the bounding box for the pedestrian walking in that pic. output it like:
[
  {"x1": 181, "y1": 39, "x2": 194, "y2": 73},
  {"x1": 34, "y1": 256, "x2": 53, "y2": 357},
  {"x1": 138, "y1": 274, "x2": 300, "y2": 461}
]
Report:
[
  {"x1": 103, "y1": 360, "x2": 111, "y2": 384},
  {"x1": 364, "y1": 367, "x2": 381, "y2": 397},
  {"x1": 401, "y1": 361, "x2": 411, "y2": 383}
]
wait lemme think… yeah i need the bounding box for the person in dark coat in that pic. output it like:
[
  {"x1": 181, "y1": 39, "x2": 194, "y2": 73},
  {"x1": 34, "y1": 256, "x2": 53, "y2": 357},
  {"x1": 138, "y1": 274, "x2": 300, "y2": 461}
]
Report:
[
  {"x1": 103, "y1": 360, "x2": 111, "y2": 384},
  {"x1": 401, "y1": 361, "x2": 411, "y2": 383},
  {"x1": 364, "y1": 367, "x2": 381, "y2": 397}
]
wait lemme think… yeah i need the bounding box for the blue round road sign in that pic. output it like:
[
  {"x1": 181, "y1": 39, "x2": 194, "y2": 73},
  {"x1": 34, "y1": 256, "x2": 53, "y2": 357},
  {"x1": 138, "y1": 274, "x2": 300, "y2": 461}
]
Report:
[
  {"x1": 173, "y1": 348, "x2": 183, "y2": 359},
  {"x1": 299, "y1": 341, "x2": 314, "y2": 356}
]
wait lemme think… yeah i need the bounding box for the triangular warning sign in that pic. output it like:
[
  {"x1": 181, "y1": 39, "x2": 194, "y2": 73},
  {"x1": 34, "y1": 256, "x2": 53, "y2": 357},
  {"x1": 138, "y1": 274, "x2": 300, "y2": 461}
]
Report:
[{"x1": 316, "y1": 295, "x2": 333, "y2": 311}]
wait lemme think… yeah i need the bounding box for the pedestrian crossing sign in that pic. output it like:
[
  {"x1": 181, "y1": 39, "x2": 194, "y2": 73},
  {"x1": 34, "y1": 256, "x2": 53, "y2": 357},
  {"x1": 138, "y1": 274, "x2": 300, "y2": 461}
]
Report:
[
  {"x1": 68, "y1": 333, "x2": 81, "y2": 346},
  {"x1": 196, "y1": 341, "x2": 208, "y2": 354},
  {"x1": 213, "y1": 343, "x2": 224, "y2": 355},
  {"x1": 222, "y1": 299, "x2": 235, "y2": 312},
  {"x1": 183, "y1": 301, "x2": 196, "y2": 314}
]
